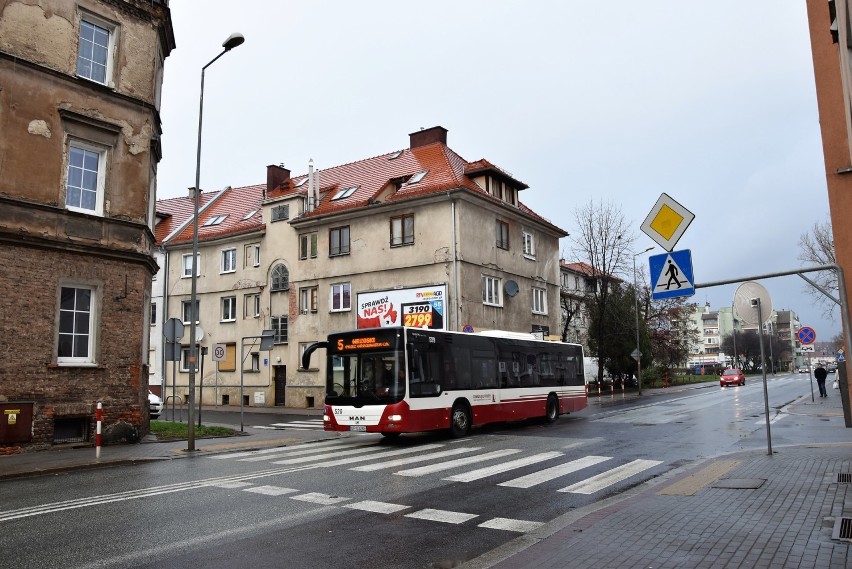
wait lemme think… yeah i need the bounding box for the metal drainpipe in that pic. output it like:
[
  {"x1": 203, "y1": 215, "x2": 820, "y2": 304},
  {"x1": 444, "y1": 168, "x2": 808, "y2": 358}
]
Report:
[
  {"x1": 450, "y1": 193, "x2": 460, "y2": 331},
  {"x1": 160, "y1": 247, "x2": 169, "y2": 397}
]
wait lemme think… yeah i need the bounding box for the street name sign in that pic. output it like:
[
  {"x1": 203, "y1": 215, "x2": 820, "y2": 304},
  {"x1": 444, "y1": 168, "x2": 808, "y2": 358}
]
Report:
[{"x1": 649, "y1": 249, "x2": 695, "y2": 300}]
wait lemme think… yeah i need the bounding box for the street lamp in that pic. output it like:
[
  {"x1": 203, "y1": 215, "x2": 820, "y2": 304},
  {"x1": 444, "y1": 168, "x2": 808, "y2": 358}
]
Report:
[
  {"x1": 633, "y1": 246, "x2": 654, "y2": 396},
  {"x1": 188, "y1": 32, "x2": 245, "y2": 452}
]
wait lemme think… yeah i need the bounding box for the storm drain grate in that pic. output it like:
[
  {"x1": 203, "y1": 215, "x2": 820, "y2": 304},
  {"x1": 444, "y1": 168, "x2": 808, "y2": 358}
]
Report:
[
  {"x1": 832, "y1": 517, "x2": 852, "y2": 541},
  {"x1": 837, "y1": 473, "x2": 852, "y2": 484}
]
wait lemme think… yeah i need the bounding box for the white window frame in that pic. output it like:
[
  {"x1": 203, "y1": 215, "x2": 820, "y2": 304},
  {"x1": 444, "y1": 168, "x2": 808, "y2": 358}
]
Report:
[
  {"x1": 221, "y1": 296, "x2": 237, "y2": 322},
  {"x1": 179, "y1": 346, "x2": 200, "y2": 373},
  {"x1": 532, "y1": 287, "x2": 547, "y2": 315},
  {"x1": 182, "y1": 299, "x2": 200, "y2": 325},
  {"x1": 221, "y1": 248, "x2": 237, "y2": 274},
  {"x1": 57, "y1": 284, "x2": 97, "y2": 365},
  {"x1": 65, "y1": 141, "x2": 106, "y2": 216},
  {"x1": 330, "y1": 283, "x2": 351, "y2": 312},
  {"x1": 182, "y1": 254, "x2": 200, "y2": 278},
  {"x1": 522, "y1": 230, "x2": 536, "y2": 258},
  {"x1": 482, "y1": 275, "x2": 503, "y2": 307},
  {"x1": 76, "y1": 13, "x2": 116, "y2": 86}
]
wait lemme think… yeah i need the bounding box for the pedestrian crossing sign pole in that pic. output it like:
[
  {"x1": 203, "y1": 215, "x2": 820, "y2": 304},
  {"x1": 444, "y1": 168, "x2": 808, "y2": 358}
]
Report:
[{"x1": 649, "y1": 250, "x2": 695, "y2": 300}]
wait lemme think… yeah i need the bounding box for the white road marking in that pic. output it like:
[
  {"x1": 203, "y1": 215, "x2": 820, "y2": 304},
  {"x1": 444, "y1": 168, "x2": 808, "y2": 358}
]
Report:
[
  {"x1": 207, "y1": 481, "x2": 253, "y2": 489},
  {"x1": 443, "y1": 452, "x2": 564, "y2": 482},
  {"x1": 478, "y1": 517, "x2": 544, "y2": 533},
  {"x1": 394, "y1": 449, "x2": 522, "y2": 477},
  {"x1": 405, "y1": 508, "x2": 478, "y2": 524},
  {"x1": 210, "y1": 439, "x2": 354, "y2": 460},
  {"x1": 351, "y1": 447, "x2": 481, "y2": 472},
  {"x1": 499, "y1": 455, "x2": 612, "y2": 488},
  {"x1": 310, "y1": 444, "x2": 446, "y2": 467},
  {"x1": 558, "y1": 459, "x2": 663, "y2": 494},
  {"x1": 239, "y1": 441, "x2": 375, "y2": 462},
  {"x1": 561, "y1": 437, "x2": 604, "y2": 450},
  {"x1": 755, "y1": 413, "x2": 788, "y2": 425},
  {"x1": 243, "y1": 485, "x2": 299, "y2": 496},
  {"x1": 271, "y1": 445, "x2": 387, "y2": 465},
  {"x1": 343, "y1": 500, "x2": 410, "y2": 514},
  {"x1": 289, "y1": 492, "x2": 350, "y2": 506}
]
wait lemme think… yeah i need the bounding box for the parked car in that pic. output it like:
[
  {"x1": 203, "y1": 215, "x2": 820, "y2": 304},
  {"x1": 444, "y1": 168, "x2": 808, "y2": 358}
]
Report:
[
  {"x1": 148, "y1": 390, "x2": 163, "y2": 419},
  {"x1": 720, "y1": 368, "x2": 746, "y2": 387},
  {"x1": 796, "y1": 366, "x2": 809, "y2": 373}
]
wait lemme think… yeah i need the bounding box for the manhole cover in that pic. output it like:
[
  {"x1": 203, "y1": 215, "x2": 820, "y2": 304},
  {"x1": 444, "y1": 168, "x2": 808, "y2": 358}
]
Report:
[
  {"x1": 712, "y1": 478, "x2": 766, "y2": 489},
  {"x1": 838, "y1": 473, "x2": 852, "y2": 484}
]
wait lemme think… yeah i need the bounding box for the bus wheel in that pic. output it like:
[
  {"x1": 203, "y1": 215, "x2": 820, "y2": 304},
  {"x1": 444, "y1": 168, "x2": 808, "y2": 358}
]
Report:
[
  {"x1": 450, "y1": 404, "x2": 470, "y2": 438},
  {"x1": 545, "y1": 395, "x2": 559, "y2": 423}
]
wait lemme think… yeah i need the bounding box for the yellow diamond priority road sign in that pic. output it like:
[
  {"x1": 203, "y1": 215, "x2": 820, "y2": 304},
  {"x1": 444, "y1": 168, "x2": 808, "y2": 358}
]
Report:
[{"x1": 640, "y1": 193, "x2": 695, "y2": 252}]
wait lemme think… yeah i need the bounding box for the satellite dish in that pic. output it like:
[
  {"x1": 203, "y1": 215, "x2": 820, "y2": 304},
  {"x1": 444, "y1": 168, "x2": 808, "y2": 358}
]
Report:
[
  {"x1": 504, "y1": 280, "x2": 519, "y2": 297},
  {"x1": 733, "y1": 281, "x2": 772, "y2": 326},
  {"x1": 194, "y1": 326, "x2": 205, "y2": 343}
]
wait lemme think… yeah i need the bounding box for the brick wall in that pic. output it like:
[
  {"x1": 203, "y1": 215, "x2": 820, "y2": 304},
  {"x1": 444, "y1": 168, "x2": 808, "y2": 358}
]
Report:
[{"x1": 0, "y1": 243, "x2": 152, "y2": 452}]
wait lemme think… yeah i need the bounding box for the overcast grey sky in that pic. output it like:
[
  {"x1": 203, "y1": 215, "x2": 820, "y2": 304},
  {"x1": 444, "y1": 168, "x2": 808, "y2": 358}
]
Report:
[{"x1": 157, "y1": 1, "x2": 840, "y2": 341}]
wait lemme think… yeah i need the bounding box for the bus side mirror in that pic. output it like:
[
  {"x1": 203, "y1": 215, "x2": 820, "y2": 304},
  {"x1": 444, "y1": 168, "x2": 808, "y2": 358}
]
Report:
[{"x1": 301, "y1": 341, "x2": 328, "y2": 370}]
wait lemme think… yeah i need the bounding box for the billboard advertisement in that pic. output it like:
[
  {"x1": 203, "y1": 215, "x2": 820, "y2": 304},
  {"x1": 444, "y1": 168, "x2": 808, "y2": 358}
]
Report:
[{"x1": 357, "y1": 284, "x2": 447, "y2": 330}]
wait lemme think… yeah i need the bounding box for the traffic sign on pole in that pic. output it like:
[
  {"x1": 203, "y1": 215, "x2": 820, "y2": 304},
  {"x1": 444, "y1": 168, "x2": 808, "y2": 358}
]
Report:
[
  {"x1": 797, "y1": 326, "x2": 816, "y2": 345},
  {"x1": 212, "y1": 343, "x2": 227, "y2": 362},
  {"x1": 649, "y1": 250, "x2": 695, "y2": 300}
]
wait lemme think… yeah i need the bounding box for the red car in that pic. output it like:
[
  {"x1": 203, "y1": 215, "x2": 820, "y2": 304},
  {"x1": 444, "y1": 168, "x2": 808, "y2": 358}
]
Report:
[{"x1": 720, "y1": 368, "x2": 745, "y2": 387}]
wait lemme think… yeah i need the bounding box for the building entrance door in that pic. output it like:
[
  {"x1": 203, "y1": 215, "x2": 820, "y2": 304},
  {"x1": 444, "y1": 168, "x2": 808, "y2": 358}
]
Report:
[{"x1": 274, "y1": 365, "x2": 286, "y2": 406}]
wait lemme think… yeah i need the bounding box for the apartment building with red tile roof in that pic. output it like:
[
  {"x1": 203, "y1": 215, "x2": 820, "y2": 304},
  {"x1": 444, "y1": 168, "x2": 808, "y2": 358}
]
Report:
[{"x1": 154, "y1": 126, "x2": 568, "y2": 409}]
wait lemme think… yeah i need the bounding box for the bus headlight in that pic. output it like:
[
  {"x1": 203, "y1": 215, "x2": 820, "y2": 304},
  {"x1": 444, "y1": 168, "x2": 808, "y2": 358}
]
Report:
[
  {"x1": 323, "y1": 414, "x2": 330, "y2": 422},
  {"x1": 387, "y1": 414, "x2": 402, "y2": 422}
]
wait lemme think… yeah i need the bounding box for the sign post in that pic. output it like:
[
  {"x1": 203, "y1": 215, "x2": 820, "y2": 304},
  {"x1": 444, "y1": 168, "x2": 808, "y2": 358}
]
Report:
[{"x1": 798, "y1": 326, "x2": 817, "y2": 402}]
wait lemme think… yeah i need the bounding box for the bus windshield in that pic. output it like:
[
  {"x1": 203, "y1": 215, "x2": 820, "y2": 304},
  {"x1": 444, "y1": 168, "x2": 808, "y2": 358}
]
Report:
[{"x1": 326, "y1": 330, "x2": 406, "y2": 405}]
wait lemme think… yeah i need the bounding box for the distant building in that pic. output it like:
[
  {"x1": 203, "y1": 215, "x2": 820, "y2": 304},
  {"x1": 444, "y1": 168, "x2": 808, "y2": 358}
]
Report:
[
  {"x1": 154, "y1": 127, "x2": 567, "y2": 408},
  {"x1": 0, "y1": 1, "x2": 174, "y2": 452}
]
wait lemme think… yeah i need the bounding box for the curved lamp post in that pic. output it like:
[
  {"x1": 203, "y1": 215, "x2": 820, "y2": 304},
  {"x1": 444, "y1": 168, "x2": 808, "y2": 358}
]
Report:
[
  {"x1": 188, "y1": 32, "x2": 245, "y2": 451},
  {"x1": 633, "y1": 246, "x2": 654, "y2": 396}
]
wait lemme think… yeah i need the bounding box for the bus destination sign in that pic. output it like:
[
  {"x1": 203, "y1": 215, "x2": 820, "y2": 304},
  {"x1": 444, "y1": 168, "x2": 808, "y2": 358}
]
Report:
[{"x1": 336, "y1": 337, "x2": 391, "y2": 351}]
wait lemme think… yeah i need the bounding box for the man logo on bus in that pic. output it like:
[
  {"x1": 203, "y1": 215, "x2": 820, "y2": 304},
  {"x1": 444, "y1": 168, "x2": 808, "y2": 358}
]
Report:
[{"x1": 349, "y1": 416, "x2": 365, "y2": 422}]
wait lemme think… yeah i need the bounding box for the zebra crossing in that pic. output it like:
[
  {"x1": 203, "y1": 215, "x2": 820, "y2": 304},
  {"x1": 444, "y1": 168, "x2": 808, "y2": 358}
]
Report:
[
  {"x1": 209, "y1": 438, "x2": 663, "y2": 495},
  {"x1": 252, "y1": 419, "x2": 325, "y2": 431}
]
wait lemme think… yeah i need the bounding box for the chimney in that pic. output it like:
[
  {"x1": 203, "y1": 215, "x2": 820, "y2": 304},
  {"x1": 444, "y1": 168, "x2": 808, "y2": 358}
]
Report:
[
  {"x1": 267, "y1": 163, "x2": 291, "y2": 194},
  {"x1": 188, "y1": 186, "x2": 200, "y2": 199},
  {"x1": 409, "y1": 126, "x2": 448, "y2": 149}
]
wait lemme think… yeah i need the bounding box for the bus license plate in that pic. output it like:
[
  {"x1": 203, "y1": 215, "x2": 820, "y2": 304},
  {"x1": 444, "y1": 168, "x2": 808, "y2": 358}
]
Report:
[{"x1": 349, "y1": 425, "x2": 367, "y2": 432}]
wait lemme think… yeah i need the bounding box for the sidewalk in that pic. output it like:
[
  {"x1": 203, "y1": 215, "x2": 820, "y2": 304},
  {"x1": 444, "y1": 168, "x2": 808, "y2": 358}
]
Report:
[
  {"x1": 2, "y1": 387, "x2": 851, "y2": 568},
  {"x1": 0, "y1": 405, "x2": 334, "y2": 480},
  {"x1": 466, "y1": 385, "x2": 852, "y2": 569}
]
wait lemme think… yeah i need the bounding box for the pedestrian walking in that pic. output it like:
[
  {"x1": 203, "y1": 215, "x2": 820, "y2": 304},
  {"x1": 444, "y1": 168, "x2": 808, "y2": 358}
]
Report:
[{"x1": 814, "y1": 363, "x2": 828, "y2": 397}]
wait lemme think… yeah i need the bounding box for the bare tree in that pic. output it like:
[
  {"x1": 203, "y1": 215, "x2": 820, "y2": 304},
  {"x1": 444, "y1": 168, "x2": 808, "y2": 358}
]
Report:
[
  {"x1": 570, "y1": 200, "x2": 635, "y2": 381},
  {"x1": 798, "y1": 217, "x2": 838, "y2": 319},
  {"x1": 560, "y1": 290, "x2": 584, "y2": 344}
]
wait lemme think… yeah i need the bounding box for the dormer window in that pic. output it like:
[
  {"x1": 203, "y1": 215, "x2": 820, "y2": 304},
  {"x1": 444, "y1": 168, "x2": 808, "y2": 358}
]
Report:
[
  {"x1": 408, "y1": 171, "x2": 427, "y2": 184},
  {"x1": 331, "y1": 186, "x2": 358, "y2": 200}
]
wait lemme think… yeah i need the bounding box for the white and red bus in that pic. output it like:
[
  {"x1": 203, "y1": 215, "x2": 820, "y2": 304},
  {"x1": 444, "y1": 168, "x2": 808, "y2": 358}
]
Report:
[{"x1": 301, "y1": 326, "x2": 587, "y2": 438}]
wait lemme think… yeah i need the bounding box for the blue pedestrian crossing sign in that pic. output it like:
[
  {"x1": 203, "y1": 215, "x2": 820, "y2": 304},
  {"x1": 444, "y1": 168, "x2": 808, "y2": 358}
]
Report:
[{"x1": 649, "y1": 250, "x2": 695, "y2": 300}]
